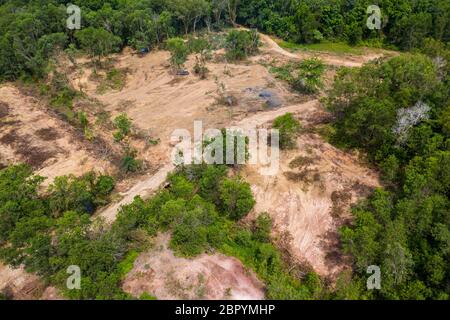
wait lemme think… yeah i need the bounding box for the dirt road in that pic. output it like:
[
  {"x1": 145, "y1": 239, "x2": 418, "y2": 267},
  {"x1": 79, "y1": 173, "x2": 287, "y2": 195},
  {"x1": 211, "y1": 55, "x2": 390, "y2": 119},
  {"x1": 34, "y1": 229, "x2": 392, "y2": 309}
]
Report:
[
  {"x1": 98, "y1": 163, "x2": 174, "y2": 223},
  {"x1": 258, "y1": 33, "x2": 385, "y2": 67}
]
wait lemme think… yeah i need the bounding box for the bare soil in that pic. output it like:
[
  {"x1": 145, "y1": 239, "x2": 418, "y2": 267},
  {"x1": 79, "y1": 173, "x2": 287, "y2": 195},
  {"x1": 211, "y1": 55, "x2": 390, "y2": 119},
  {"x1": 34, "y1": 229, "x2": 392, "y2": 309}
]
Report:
[
  {"x1": 0, "y1": 263, "x2": 63, "y2": 300},
  {"x1": 241, "y1": 102, "x2": 379, "y2": 280},
  {"x1": 0, "y1": 85, "x2": 112, "y2": 183},
  {"x1": 123, "y1": 233, "x2": 265, "y2": 300}
]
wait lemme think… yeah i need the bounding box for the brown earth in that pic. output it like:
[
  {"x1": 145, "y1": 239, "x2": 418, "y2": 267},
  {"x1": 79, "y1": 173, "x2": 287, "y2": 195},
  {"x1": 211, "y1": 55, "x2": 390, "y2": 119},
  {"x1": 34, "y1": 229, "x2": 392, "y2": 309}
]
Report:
[
  {"x1": 68, "y1": 48, "x2": 298, "y2": 167},
  {"x1": 0, "y1": 263, "x2": 63, "y2": 300},
  {"x1": 0, "y1": 85, "x2": 112, "y2": 183},
  {"x1": 241, "y1": 101, "x2": 379, "y2": 280},
  {"x1": 123, "y1": 233, "x2": 265, "y2": 300}
]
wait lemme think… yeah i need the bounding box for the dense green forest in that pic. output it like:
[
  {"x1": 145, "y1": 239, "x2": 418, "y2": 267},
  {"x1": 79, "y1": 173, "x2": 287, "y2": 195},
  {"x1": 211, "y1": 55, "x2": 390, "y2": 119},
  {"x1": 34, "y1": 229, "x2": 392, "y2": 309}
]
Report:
[
  {"x1": 326, "y1": 51, "x2": 449, "y2": 299},
  {"x1": 0, "y1": 0, "x2": 449, "y2": 300},
  {"x1": 1, "y1": 0, "x2": 449, "y2": 81},
  {"x1": 239, "y1": 0, "x2": 449, "y2": 48}
]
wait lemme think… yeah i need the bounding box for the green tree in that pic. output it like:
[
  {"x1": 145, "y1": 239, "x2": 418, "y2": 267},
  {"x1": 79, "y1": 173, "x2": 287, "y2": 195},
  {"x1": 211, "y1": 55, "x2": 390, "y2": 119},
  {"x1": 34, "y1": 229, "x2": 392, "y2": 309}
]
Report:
[
  {"x1": 165, "y1": 37, "x2": 189, "y2": 70},
  {"x1": 252, "y1": 212, "x2": 272, "y2": 243},
  {"x1": 75, "y1": 27, "x2": 121, "y2": 63},
  {"x1": 225, "y1": 29, "x2": 259, "y2": 61},
  {"x1": 272, "y1": 113, "x2": 301, "y2": 149},
  {"x1": 292, "y1": 58, "x2": 325, "y2": 94},
  {"x1": 219, "y1": 177, "x2": 255, "y2": 220},
  {"x1": 113, "y1": 113, "x2": 132, "y2": 142}
]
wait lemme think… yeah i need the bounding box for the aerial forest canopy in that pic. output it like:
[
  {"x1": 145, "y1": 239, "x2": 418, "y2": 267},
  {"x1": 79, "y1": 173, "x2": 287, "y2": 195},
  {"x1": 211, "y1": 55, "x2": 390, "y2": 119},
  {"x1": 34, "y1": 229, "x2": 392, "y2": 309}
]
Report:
[
  {"x1": 0, "y1": 0, "x2": 449, "y2": 81},
  {"x1": 326, "y1": 53, "x2": 449, "y2": 300}
]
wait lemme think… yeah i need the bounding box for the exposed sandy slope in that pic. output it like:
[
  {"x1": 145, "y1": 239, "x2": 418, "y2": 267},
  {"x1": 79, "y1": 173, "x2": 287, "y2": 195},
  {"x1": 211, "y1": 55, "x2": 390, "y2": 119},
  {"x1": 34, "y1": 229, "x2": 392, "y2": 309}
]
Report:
[
  {"x1": 81, "y1": 31, "x2": 390, "y2": 225},
  {"x1": 123, "y1": 233, "x2": 265, "y2": 300},
  {"x1": 242, "y1": 102, "x2": 379, "y2": 279},
  {"x1": 0, "y1": 263, "x2": 42, "y2": 299},
  {"x1": 93, "y1": 34, "x2": 382, "y2": 281},
  {"x1": 257, "y1": 33, "x2": 386, "y2": 67},
  {"x1": 71, "y1": 50, "x2": 292, "y2": 150},
  {"x1": 0, "y1": 85, "x2": 111, "y2": 183},
  {"x1": 0, "y1": 263, "x2": 62, "y2": 300}
]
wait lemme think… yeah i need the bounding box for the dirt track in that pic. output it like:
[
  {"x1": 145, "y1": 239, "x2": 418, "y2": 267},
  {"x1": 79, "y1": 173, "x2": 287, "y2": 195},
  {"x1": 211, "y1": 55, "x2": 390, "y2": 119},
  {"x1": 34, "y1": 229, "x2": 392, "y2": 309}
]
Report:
[
  {"x1": 257, "y1": 33, "x2": 386, "y2": 68},
  {"x1": 94, "y1": 33, "x2": 384, "y2": 281}
]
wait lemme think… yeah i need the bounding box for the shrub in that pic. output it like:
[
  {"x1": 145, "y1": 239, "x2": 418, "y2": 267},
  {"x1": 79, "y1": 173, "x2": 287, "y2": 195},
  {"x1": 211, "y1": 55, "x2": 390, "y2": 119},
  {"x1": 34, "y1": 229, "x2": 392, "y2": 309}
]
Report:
[
  {"x1": 113, "y1": 113, "x2": 132, "y2": 142},
  {"x1": 77, "y1": 112, "x2": 89, "y2": 128},
  {"x1": 225, "y1": 30, "x2": 260, "y2": 61},
  {"x1": 270, "y1": 58, "x2": 325, "y2": 94},
  {"x1": 165, "y1": 37, "x2": 189, "y2": 70},
  {"x1": 273, "y1": 113, "x2": 301, "y2": 149},
  {"x1": 120, "y1": 147, "x2": 142, "y2": 173},
  {"x1": 252, "y1": 213, "x2": 272, "y2": 243},
  {"x1": 292, "y1": 58, "x2": 325, "y2": 94},
  {"x1": 219, "y1": 177, "x2": 255, "y2": 220},
  {"x1": 48, "y1": 172, "x2": 115, "y2": 216}
]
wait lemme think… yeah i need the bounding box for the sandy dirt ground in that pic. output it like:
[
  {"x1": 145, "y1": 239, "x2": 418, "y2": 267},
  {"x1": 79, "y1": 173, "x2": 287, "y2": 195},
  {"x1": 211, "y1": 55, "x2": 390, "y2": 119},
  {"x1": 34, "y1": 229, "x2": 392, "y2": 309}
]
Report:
[
  {"x1": 242, "y1": 101, "x2": 379, "y2": 279},
  {"x1": 70, "y1": 49, "x2": 294, "y2": 151},
  {"x1": 89, "y1": 33, "x2": 384, "y2": 282},
  {"x1": 0, "y1": 263, "x2": 42, "y2": 299},
  {"x1": 123, "y1": 233, "x2": 265, "y2": 300},
  {"x1": 99, "y1": 162, "x2": 175, "y2": 223},
  {"x1": 78, "y1": 31, "x2": 389, "y2": 225},
  {"x1": 0, "y1": 263, "x2": 62, "y2": 300},
  {"x1": 0, "y1": 85, "x2": 111, "y2": 184}
]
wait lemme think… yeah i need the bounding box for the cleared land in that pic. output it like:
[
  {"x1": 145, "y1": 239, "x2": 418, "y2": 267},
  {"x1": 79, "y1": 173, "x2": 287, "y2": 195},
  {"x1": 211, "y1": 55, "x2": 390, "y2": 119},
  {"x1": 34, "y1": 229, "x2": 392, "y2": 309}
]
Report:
[{"x1": 0, "y1": 31, "x2": 385, "y2": 299}]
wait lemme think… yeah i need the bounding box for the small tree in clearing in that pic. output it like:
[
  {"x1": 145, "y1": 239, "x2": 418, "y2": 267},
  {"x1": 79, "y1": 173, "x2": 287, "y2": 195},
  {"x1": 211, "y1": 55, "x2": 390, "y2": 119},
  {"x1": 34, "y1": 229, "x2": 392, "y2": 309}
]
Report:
[
  {"x1": 113, "y1": 113, "x2": 132, "y2": 142},
  {"x1": 292, "y1": 58, "x2": 325, "y2": 94},
  {"x1": 225, "y1": 29, "x2": 260, "y2": 61},
  {"x1": 189, "y1": 37, "x2": 211, "y2": 79},
  {"x1": 273, "y1": 113, "x2": 301, "y2": 149},
  {"x1": 165, "y1": 37, "x2": 189, "y2": 72}
]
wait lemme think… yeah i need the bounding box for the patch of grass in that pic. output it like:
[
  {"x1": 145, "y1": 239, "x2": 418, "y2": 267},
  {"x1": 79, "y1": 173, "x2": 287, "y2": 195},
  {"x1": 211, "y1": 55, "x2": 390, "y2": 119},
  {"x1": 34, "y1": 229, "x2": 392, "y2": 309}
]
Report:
[
  {"x1": 139, "y1": 292, "x2": 157, "y2": 300},
  {"x1": 269, "y1": 64, "x2": 294, "y2": 82},
  {"x1": 117, "y1": 250, "x2": 139, "y2": 278},
  {"x1": 277, "y1": 39, "x2": 365, "y2": 55},
  {"x1": 96, "y1": 68, "x2": 127, "y2": 94}
]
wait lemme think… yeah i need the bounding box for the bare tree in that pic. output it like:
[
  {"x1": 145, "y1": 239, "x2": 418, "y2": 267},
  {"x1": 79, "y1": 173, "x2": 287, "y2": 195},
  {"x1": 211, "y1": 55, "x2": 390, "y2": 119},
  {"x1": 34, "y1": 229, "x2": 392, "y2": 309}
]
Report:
[
  {"x1": 393, "y1": 101, "x2": 431, "y2": 143},
  {"x1": 226, "y1": 0, "x2": 240, "y2": 27},
  {"x1": 212, "y1": 0, "x2": 227, "y2": 27}
]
